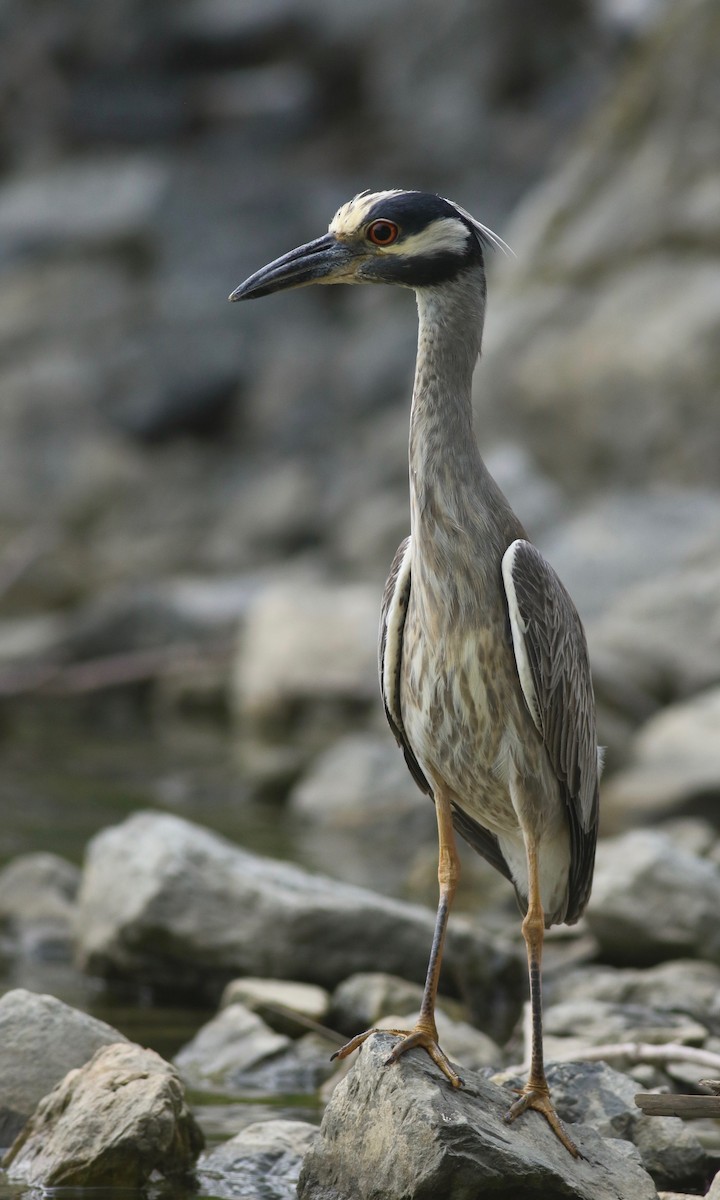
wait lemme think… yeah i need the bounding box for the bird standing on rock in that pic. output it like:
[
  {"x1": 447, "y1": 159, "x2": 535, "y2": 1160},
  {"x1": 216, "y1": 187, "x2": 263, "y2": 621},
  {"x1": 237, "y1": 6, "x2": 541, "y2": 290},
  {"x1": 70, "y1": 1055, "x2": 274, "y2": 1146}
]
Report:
[{"x1": 230, "y1": 189, "x2": 601, "y2": 1156}]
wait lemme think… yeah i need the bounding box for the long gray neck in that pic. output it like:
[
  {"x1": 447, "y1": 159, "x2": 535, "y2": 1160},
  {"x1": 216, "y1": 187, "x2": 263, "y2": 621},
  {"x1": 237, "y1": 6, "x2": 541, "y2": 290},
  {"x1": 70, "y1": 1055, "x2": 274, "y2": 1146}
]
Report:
[
  {"x1": 407, "y1": 266, "x2": 523, "y2": 615},
  {"x1": 409, "y1": 269, "x2": 486, "y2": 528}
]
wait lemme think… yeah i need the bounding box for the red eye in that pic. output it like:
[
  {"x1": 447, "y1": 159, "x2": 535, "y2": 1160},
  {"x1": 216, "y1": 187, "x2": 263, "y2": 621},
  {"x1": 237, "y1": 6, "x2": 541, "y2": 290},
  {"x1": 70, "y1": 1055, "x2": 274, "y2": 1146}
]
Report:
[{"x1": 367, "y1": 220, "x2": 399, "y2": 246}]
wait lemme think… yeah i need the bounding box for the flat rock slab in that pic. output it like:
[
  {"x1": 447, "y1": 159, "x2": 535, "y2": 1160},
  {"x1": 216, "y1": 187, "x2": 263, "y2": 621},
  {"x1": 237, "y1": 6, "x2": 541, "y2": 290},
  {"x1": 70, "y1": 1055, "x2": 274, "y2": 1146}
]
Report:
[
  {"x1": 0, "y1": 988, "x2": 128, "y2": 1146},
  {"x1": 75, "y1": 811, "x2": 522, "y2": 1036},
  {"x1": 297, "y1": 1034, "x2": 659, "y2": 1200},
  {"x1": 3, "y1": 1042, "x2": 203, "y2": 1188}
]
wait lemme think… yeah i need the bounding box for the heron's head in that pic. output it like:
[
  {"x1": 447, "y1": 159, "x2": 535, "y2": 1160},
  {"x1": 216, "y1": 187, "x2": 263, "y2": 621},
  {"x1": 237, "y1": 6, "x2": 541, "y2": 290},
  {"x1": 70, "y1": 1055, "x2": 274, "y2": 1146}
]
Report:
[{"x1": 229, "y1": 190, "x2": 505, "y2": 302}]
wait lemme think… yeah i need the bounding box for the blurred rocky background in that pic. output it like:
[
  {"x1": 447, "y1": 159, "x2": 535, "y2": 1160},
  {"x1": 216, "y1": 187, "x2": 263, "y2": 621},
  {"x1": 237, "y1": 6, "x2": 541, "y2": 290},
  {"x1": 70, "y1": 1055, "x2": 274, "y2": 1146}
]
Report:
[{"x1": 0, "y1": 0, "x2": 719, "y2": 1195}]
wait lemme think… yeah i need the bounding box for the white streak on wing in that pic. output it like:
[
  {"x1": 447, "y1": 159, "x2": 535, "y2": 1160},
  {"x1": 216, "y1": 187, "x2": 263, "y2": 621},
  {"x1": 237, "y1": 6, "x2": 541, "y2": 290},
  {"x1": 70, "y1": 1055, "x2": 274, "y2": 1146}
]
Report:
[
  {"x1": 501, "y1": 540, "x2": 542, "y2": 735},
  {"x1": 382, "y1": 538, "x2": 412, "y2": 729}
]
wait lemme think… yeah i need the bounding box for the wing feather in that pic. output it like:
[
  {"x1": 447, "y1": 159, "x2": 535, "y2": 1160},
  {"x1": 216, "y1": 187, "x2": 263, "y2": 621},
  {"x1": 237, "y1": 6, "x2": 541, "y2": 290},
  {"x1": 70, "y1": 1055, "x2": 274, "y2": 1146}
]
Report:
[{"x1": 502, "y1": 539, "x2": 599, "y2": 920}]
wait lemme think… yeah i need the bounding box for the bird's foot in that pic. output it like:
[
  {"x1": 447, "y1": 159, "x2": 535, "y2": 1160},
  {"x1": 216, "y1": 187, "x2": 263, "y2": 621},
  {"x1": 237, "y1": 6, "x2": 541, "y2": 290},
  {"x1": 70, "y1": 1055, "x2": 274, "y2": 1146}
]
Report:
[
  {"x1": 505, "y1": 1084, "x2": 580, "y2": 1158},
  {"x1": 331, "y1": 1024, "x2": 463, "y2": 1088}
]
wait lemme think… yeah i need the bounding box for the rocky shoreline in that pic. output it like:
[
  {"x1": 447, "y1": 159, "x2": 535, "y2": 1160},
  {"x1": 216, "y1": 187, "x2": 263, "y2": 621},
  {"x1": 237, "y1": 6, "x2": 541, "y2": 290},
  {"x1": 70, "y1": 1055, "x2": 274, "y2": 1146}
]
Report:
[
  {"x1": 0, "y1": 0, "x2": 719, "y2": 1196},
  {"x1": 1, "y1": 811, "x2": 720, "y2": 1197}
]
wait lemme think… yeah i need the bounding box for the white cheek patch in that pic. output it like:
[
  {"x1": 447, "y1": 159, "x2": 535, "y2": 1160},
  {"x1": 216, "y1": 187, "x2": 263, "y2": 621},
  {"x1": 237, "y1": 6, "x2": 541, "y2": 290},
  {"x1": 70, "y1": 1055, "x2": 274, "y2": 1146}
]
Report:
[{"x1": 386, "y1": 218, "x2": 472, "y2": 259}]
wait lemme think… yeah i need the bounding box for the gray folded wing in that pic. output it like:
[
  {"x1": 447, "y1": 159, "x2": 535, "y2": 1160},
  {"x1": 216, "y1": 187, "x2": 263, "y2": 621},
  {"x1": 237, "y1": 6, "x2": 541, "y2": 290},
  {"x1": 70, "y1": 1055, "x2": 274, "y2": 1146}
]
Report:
[{"x1": 501, "y1": 538, "x2": 600, "y2": 921}]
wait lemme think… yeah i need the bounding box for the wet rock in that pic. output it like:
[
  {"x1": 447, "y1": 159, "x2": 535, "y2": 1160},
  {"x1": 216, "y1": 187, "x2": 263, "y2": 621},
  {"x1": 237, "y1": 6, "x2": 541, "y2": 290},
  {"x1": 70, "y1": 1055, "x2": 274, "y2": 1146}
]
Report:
[
  {"x1": 175, "y1": 1002, "x2": 292, "y2": 1085},
  {"x1": 0, "y1": 989, "x2": 128, "y2": 1147},
  {"x1": 198, "y1": 1118, "x2": 318, "y2": 1200},
  {"x1": 75, "y1": 811, "x2": 523, "y2": 1039},
  {"x1": 601, "y1": 688, "x2": 720, "y2": 829},
  {"x1": 586, "y1": 830, "x2": 720, "y2": 966},
  {"x1": 297, "y1": 1032, "x2": 658, "y2": 1200},
  {"x1": 0, "y1": 852, "x2": 79, "y2": 959},
  {"x1": 3, "y1": 1042, "x2": 203, "y2": 1188},
  {"x1": 176, "y1": 1001, "x2": 337, "y2": 1094},
  {"x1": 220, "y1": 977, "x2": 331, "y2": 1037},
  {"x1": 546, "y1": 1061, "x2": 709, "y2": 1192}
]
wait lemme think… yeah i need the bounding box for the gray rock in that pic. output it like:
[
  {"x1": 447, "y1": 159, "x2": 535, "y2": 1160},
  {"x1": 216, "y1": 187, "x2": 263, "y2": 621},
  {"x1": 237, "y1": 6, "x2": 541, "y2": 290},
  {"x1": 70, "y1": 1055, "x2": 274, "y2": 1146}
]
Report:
[
  {"x1": 291, "y1": 734, "x2": 422, "y2": 826},
  {"x1": 176, "y1": 1001, "x2": 337, "y2": 1094},
  {"x1": 549, "y1": 959, "x2": 720, "y2": 1026},
  {"x1": 537, "y1": 489, "x2": 720, "y2": 625},
  {"x1": 75, "y1": 811, "x2": 523, "y2": 1039},
  {"x1": 478, "y1": 0, "x2": 720, "y2": 491},
  {"x1": 586, "y1": 552, "x2": 720, "y2": 768},
  {"x1": 0, "y1": 157, "x2": 168, "y2": 254},
  {"x1": 330, "y1": 971, "x2": 465, "y2": 1037},
  {"x1": 3, "y1": 1042, "x2": 203, "y2": 1188},
  {"x1": 198, "y1": 1118, "x2": 318, "y2": 1200},
  {"x1": 175, "y1": 1002, "x2": 292, "y2": 1086},
  {"x1": 221, "y1": 977, "x2": 331, "y2": 1037},
  {"x1": 586, "y1": 830, "x2": 720, "y2": 965},
  {"x1": 546, "y1": 1061, "x2": 708, "y2": 1192},
  {"x1": 297, "y1": 1032, "x2": 658, "y2": 1200},
  {"x1": 364, "y1": 1008, "x2": 502, "y2": 1075},
  {"x1": 0, "y1": 852, "x2": 79, "y2": 958},
  {"x1": 601, "y1": 687, "x2": 720, "y2": 827},
  {"x1": 0, "y1": 989, "x2": 128, "y2": 1147},
  {"x1": 540, "y1": 998, "x2": 709, "y2": 1069},
  {"x1": 233, "y1": 578, "x2": 379, "y2": 730},
  {"x1": 289, "y1": 734, "x2": 437, "y2": 893}
]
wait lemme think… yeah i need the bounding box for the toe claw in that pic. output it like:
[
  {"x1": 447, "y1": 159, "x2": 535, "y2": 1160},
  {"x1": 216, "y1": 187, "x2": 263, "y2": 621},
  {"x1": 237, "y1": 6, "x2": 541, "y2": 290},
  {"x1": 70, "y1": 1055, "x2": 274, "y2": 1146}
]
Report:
[{"x1": 505, "y1": 1087, "x2": 580, "y2": 1158}]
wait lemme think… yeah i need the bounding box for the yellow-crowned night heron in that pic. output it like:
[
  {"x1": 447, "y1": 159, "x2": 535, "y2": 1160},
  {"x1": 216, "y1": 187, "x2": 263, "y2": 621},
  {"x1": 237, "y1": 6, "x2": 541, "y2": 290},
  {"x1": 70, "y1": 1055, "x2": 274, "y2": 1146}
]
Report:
[{"x1": 230, "y1": 190, "x2": 600, "y2": 1155}]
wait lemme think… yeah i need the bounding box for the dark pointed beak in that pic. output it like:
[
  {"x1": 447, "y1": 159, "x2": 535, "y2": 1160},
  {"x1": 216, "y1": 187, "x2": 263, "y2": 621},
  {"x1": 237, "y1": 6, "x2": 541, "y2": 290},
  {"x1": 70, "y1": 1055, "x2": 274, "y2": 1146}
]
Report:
[{"x1": 229, "y1": 233, "x2": 357, "y2": 301}]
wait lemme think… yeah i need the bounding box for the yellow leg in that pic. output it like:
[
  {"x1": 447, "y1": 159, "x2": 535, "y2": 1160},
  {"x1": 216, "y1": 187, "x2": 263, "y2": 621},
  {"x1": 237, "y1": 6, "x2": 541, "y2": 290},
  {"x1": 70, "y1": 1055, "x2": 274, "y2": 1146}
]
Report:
[
  {"x1": 331, "y1": 783, "x2": 463, "y2": 1087},
  {"x1": 505, "y1": 837, "x2": 579, "y2": 1157}
]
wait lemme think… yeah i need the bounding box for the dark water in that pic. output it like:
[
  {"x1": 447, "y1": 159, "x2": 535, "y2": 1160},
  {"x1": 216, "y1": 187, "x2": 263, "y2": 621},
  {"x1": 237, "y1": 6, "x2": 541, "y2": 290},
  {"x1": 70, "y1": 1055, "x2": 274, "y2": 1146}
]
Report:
[{"x1": 0, "y1": 703, "x2": 329, "y2": 1200}]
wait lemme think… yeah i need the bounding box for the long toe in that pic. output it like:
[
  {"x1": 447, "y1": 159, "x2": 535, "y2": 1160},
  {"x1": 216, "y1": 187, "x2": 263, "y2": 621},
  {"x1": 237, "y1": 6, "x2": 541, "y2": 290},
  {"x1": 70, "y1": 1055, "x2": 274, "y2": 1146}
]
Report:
[
  {"x1": 330, "y1": 1029, "x2": 378, "y2": 1062},
  {"x1": 331, "y1": 1026, "x2": 463, "y2": 1088},
  {"x1": 384, "y1": 1028, "x2": 463, "y2": 1088},
  {"x1": 505, "y1": 1087, "x2": 580, "y2": 1158}
]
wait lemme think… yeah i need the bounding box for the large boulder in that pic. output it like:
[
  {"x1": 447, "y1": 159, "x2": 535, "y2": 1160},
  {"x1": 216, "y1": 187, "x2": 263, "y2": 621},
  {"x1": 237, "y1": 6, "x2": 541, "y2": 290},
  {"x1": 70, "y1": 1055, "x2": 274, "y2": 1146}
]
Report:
[
  {"x1": 75, "y1": 811, "x2": 523, "y2": 1039},
  {"x1": 544, "y1": 1061, "x2": 708, "y2": 1193},
  {"x1": 297, "y1": 1033, "x2": 658, "y2": 1200},
  {"x1": 601, "y1": 687, "x2": 720, "y2": 829},
  {"x1": 478, "y1": 0, "x2": 720, "y2": 492},
  {"x1": 3, "y1": 1042, "x2": 203, "y2": 1188},
  {"x1": 0, "y1": 989, "x2": 128, "y2": 1147},
  {"x1": 586, "y1": 830, "x2": 720, "y2": 965}
]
